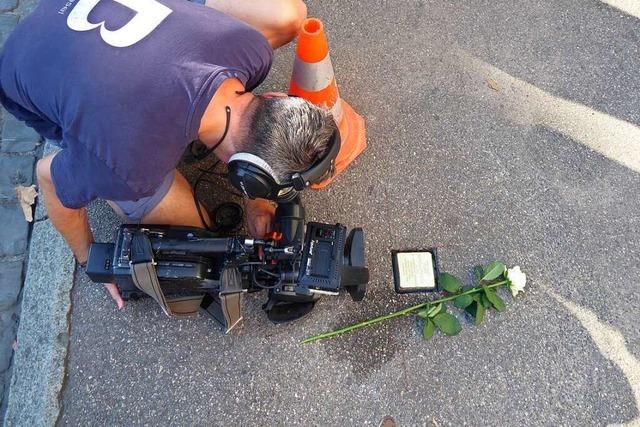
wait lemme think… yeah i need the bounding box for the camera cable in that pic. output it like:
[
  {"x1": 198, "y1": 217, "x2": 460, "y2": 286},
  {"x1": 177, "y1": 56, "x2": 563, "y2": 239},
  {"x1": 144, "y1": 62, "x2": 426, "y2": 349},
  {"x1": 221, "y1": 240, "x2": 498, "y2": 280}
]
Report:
[{"x1": 191, "y1": 106, "x2": 245, "y2": 232}]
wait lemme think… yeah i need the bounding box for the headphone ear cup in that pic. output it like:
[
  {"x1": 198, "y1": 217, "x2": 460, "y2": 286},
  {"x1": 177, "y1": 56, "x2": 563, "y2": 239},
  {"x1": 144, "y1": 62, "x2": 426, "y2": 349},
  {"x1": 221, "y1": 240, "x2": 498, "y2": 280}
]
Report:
[{"x1": 227, "y1": 159, "x2": 279, "y2": 199}]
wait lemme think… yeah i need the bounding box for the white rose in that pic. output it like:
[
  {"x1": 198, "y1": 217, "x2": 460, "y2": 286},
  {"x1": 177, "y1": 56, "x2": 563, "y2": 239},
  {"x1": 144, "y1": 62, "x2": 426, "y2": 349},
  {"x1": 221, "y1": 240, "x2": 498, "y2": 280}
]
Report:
[{"x1": 506, "y1": 266, "x2": 527, "y2": 297}]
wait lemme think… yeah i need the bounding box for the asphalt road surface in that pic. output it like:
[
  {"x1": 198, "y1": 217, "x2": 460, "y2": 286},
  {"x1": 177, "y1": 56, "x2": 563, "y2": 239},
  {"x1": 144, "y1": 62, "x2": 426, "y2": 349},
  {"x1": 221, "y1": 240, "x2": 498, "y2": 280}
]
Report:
[{"x1": 60, "y1": 0, "x2": 640, "y2": 425}]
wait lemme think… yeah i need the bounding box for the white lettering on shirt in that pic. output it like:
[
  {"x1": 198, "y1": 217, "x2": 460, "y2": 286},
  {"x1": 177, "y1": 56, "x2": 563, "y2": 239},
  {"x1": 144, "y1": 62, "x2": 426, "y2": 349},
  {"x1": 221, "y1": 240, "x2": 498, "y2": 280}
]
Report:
[{"x1": 66, "y1": 0, "x2": 172, "y2": 48}]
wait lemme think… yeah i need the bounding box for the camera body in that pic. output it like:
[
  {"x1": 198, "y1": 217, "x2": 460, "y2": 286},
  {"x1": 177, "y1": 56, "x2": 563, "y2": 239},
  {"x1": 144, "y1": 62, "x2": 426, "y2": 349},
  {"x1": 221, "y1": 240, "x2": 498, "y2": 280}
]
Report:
[{"x1": 86, "y1": 199, "x2": 368, "y2": 330}]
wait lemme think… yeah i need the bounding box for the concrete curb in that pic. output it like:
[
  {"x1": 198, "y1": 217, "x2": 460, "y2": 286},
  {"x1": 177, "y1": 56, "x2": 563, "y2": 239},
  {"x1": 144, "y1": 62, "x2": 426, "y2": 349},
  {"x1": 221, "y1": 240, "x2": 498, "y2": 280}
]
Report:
[
  {"x1": 0, "y1": 0, "x2": 45, "y2": 419},
  {"x1": 3, "y1": 143, "x2": 74, "y2": 426}
]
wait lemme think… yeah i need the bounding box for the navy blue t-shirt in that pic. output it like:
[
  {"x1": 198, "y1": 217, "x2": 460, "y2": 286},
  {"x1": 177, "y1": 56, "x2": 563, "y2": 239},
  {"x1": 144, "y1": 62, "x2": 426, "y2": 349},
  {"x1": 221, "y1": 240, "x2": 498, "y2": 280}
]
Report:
[{"x1": 0, "y1": 0, "x2": 273, "y2": 208}]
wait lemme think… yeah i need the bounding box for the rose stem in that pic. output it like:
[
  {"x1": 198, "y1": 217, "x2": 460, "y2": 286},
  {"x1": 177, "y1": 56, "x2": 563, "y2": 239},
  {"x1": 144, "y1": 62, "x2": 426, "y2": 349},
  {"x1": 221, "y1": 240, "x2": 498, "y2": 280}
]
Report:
[{"x1": 301, "y1": 280, "x2": 509, "y2": 344}]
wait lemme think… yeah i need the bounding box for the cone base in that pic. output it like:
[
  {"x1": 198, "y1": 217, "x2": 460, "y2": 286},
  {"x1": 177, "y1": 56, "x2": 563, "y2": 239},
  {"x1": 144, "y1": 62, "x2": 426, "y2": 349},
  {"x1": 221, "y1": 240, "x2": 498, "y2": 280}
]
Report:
[{"x1": 311, "y1": 100, "x2": 366, "y2": 189}]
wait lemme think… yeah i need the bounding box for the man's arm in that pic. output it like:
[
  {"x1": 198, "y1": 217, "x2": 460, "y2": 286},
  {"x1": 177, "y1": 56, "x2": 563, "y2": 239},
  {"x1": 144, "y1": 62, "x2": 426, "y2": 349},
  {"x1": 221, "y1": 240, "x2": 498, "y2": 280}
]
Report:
[
  {"x1": 36, "y1": 154, "x2": 124, "y2": 308},
  {"x1": 203, "y1": 0, "x2": 306, "y2": 49},
  {"x1": 36, "y1": 154, "x2": 92, "y2": 264}
]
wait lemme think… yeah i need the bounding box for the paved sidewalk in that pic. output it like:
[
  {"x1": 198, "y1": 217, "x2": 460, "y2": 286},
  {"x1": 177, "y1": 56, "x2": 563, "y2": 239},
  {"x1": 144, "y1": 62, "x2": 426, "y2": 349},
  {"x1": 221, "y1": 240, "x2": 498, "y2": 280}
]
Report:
[
  {"x1": 0, "y1": 0, "x2": 41, "y2": 419},
  {"x1": 60, "y1": 0, "x2": 640, "y2": 425}
]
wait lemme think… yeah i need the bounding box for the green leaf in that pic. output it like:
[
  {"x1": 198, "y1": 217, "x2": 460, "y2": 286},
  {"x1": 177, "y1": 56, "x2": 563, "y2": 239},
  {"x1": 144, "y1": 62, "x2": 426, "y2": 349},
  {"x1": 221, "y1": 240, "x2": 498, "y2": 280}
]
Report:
[
  {"x1": 474, "y1": 303, "x2": 485, "y2": 325},
  {"x1": 439, "y1": 273, "x2": 462, "y2": 293},
  {"x1": 423, "y1": 319, "x2": 435, "y2": 340},
  {"x1": 427, "y1": 302, "x2": 443, "y2": 317},
  {"x1": 453, "y1": 294, "x2": 473, "y2": 309},
  {"x1": 433, "y1": 313, "x2": 462, "y2": 336},
  {"x1": 481, "y1": 261, "x2": 506, "y2": 281},
  {"x1": 480, "y1": 293, "x2": 492, "y2": 309},
  {"x1": 484, "y1": 288, "x2": 506, "y2": 312},
  {"x1": 474, "y1": 265, "x2": 484, "y2": 281},
  {"x1": 416, "y1": 309, "x2": 430, "y2": 319},
  {"x1": 465, "y1": 301, "x2": 486, "y2": 325}
]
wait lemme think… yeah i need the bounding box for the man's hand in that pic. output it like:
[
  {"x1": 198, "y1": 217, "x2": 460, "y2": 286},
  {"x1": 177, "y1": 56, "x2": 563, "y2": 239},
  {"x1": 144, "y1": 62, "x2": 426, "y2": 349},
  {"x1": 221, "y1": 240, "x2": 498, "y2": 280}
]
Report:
[
  {"x1": 244, "y1": 198, "x2": 276, "y2": 237},
  {"x1": 37, "y1": 155, "x2": 126, "y2": 310},
  {"x1": 105, "y1": 283, "x2": 125, "y2": 309}
]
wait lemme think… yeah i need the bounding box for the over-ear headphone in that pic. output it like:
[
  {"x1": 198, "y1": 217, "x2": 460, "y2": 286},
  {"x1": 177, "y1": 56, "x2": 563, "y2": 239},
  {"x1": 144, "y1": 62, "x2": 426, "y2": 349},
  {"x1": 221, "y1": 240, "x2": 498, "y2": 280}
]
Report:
[{"x1": 227, "y1": 129, "x2": 341, "y2": 201}]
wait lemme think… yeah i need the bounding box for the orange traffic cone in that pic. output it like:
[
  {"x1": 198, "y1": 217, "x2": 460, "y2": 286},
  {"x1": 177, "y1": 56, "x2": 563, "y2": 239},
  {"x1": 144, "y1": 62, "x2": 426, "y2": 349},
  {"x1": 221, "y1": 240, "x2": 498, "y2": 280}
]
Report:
[{"x1": 289, "y1": 18, "x2": 366, "y2": 189}]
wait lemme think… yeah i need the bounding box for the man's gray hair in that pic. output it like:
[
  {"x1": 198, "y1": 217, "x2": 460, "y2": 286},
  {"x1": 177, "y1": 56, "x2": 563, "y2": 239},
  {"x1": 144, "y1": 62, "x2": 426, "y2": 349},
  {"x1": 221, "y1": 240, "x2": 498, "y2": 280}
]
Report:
[{"x1": 242, "y1": 96, "x2": 338, "y2": 182}]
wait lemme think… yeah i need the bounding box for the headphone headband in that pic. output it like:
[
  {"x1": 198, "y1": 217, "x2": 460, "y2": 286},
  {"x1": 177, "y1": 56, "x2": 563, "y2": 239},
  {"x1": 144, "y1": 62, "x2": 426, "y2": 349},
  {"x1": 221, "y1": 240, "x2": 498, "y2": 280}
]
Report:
[{"x1": 294, "y1": 129, "x2": 341, "y2": 188}]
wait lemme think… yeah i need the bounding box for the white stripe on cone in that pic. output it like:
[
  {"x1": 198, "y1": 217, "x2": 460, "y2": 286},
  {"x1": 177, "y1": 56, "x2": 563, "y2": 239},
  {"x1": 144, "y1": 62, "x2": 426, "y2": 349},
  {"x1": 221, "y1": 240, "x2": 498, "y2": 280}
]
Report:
[{"x1": 292, "y1": 55, "x2": 335, "y2": 92}]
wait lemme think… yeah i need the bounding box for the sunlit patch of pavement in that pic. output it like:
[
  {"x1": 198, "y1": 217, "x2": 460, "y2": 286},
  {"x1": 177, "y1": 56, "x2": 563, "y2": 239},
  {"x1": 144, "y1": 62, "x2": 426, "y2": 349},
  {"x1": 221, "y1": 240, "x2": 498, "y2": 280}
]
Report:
[
  {"x1": 457, "y1": 50, "x2": 640, "y2": 174},
  {"x1": 546, "y1": 286, "x2": 640, "y2": 427},
  {"x1": 600, "y1": 0, "x2": 640, "y2": 19}
]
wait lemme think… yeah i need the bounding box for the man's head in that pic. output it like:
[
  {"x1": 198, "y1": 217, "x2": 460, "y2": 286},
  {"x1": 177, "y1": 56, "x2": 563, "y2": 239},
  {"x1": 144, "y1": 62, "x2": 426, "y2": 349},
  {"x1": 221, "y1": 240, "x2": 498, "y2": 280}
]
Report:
[{"x1": 237, "y1": 94, "x2": 338, "y2": 183}]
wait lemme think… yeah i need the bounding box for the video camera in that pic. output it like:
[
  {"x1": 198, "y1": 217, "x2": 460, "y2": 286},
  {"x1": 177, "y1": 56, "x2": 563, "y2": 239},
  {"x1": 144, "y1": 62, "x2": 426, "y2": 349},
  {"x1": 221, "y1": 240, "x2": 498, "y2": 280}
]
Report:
[{"x1": 85, "y1": 197, "x2": 369, "y2": 332}]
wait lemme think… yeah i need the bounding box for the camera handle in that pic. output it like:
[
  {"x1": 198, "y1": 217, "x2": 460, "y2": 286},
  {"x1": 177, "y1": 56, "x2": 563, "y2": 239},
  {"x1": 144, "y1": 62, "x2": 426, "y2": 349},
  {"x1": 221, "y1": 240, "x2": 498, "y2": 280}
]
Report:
[{"x1": 130, "y1": 231, "x2": 204, "y2": 316}]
